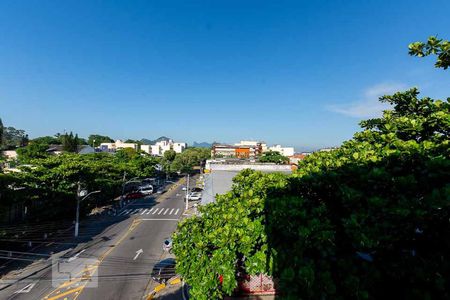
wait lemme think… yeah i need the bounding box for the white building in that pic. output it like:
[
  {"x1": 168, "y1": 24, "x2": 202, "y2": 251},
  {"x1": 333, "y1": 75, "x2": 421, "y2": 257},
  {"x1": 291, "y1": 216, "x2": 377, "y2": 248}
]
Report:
[
  {"x1": 140, "y1": 145, "x2": 151, "y2": 154},
  {"x1": 268, "y1": 144, "x2": 295, "y2": 157},
  {"x1": 142, "y1": 139, "x2": 186, "y2": 156},
  {"x1": 99, "y1": 140, "x2": 138, "y2": 152}
]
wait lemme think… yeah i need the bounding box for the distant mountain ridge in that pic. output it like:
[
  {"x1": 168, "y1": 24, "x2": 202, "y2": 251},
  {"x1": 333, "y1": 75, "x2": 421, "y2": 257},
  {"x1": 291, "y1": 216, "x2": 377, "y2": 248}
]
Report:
[{"x1": 192, "y1": 141, "x2": 213, "y2": 148}]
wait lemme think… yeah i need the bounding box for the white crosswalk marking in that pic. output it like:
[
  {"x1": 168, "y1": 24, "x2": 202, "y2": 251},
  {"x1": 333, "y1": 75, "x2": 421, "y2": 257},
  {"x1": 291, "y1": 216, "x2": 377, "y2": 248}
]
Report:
[
  {"x1": 118, "y1": 207, "x2": 181, "y2": 217},
  {"x1": 119, "y1": 209, "x2": 131, "y2": 216}
]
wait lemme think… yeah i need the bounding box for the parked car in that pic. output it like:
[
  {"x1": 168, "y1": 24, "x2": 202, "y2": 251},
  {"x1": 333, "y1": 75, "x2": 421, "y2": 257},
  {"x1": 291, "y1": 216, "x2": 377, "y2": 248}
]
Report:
[
  {"x1": 181, "y1": 186, "x2": 187, "y2": 191},
  {"x1": 191, "y1": 187, "x2": 203, "y2": 192},
  {"x1": 188, "y1": 192, "x2": 202, "y2": 201},
  {"x1": 151, "y1": 258, "x2": 176, "y2": 283},
  {"x1": 125, "y1": 191, "x2": 144, "y2": 199},
  {"x1": 138, "y1": 185, "x2": 153, "y2": 195}
]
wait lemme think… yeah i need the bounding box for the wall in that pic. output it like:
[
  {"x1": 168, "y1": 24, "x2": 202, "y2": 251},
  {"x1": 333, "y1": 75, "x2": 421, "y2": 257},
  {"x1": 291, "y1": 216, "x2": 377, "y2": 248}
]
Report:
[{"x1": 206, "y1": 162, "x2": 292, "y2": 172}]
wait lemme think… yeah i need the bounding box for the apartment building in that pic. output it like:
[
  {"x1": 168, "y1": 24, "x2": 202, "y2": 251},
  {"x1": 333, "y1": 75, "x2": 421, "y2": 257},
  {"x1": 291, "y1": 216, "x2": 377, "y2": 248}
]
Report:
[{"x1": 141, "y1": 139, "x2": 186, "y2": 156}]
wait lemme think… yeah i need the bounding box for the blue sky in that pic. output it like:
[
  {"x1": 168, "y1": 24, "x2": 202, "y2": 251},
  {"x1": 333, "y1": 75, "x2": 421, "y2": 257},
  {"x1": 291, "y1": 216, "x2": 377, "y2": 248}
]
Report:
[{"x1": 0, "y1": 0, "x2": 449, "y2": 151}]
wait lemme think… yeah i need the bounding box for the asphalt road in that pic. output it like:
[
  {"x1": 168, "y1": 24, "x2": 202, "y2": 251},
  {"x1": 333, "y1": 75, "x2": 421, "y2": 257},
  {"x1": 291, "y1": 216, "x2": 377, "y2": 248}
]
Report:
[{"x1": 0, "y1": 178, "x2": 189, "y2": 300}]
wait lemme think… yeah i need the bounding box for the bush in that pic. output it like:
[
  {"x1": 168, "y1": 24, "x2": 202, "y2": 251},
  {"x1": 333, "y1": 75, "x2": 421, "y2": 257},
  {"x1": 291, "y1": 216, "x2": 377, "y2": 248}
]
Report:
[{"x1": 173, "y1": 89, "x2": 450, "y2": 299}]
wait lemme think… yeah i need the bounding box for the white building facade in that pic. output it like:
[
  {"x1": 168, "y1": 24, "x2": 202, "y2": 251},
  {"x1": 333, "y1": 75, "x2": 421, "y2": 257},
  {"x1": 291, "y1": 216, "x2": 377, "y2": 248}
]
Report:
[
  {"x1": 99, "y1": 140, "x2": 138, "y2": 152},
  {"x1": 268, "y1": 144, "x2": 295, "y2": 157},
  {"x1": 141, "y1": 139, "x2": 186, "y2": 156}
]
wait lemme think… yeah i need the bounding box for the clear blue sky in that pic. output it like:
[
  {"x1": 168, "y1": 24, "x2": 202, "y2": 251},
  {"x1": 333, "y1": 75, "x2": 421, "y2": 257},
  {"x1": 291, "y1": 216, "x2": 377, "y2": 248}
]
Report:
[{"x1": 1, "y1": 0, "x2": 449, "y2": 151}]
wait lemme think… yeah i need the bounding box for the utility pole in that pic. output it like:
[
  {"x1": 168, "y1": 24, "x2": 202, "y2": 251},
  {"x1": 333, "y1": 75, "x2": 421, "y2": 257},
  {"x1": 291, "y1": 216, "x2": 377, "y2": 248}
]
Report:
[{"x1": 185, "y1": 173, "x2": 190, "y2": 210}]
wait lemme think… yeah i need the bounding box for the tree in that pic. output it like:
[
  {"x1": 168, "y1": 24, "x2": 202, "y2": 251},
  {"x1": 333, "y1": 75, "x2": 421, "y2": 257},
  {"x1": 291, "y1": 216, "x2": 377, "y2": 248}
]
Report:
[
  {"x1": 4, "y1": 150, "x2": 160, "y2": 223},
  {"x1": 0, "y1": 118, "x2": 3, "y2": 149},
  {"x1": 88, "y1": 134, "x2": 114, "y2": 147},
  {"x1": 32, "y1": 136, "x2": 61, "y2": 145},
  {"x1": 61, "y1": 132, "x2": 79, "y2": 152},
  {"x1": 259, "y1": 150, "x2": 289, "y2": 164},
  {"x1": 160, "y1": 149, "x2": 177, "y2": 176},
  {"x1": 163, "y1": 149, "x2": 177, "y2": 162},
  {"x1": 171, "y1": 147, "x2": 210, "y2": 174},
  {"x1": 115, "y1": 148, "x2": 139, "y2": 161},
  {"x1": 409, "y1": 36, "x2": 450, "y2": 69},
  {"x1": 1, "y1": 126, "x2": 27, "y2": 150},
  {"x1": 174, "y1": 88, "x2": 450, "y2": 299},
  {"x1": 17, "y1": 143, "x2": 49, "y2": 162}
]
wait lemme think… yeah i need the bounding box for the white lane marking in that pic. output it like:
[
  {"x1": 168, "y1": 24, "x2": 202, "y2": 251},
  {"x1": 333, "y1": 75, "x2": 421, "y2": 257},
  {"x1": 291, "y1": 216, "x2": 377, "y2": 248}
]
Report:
[
  {"x1": 133, "y1": 249, "x2": 143, "y2": 260},
  {"x1": 132, "y1": 208, "x2": 141, "y2": 214},
  {"x1": 141, "y1": 209, "x2": 148, "y2": 215},
  {"x1": 163, "y1": 208, "x2": 169, "y2": 215},
  {"x1": 152, "y1": 208, "x2": 159, "y2": 215},
  {"x1": 146, "y1": 208, "x2": 154, "y2": 215},
  {"x1": 67, "y1": 249, "x2": 86, "y2": 262},
  {"x1": 14, "y1": 283, "x2": 36, "y2": 294},
  {"x1": 158, "y1": 208, "x2": 164, "y2": 215},
  {"x1": 175, "y1": 209, "x2": 180, "y2": 215},
  {"x1": 169, "y1": 208, "x2": 174, "y2": 215},
  {"x1": 119, "y1": 209, "x2": 131, "y2": 216}
]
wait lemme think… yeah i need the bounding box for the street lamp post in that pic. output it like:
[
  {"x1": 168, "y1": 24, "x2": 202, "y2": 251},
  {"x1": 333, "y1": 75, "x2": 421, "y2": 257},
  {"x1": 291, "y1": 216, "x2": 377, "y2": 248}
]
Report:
[{"x1": 75, "y1": 183, "x2": 100, "y2": 237}]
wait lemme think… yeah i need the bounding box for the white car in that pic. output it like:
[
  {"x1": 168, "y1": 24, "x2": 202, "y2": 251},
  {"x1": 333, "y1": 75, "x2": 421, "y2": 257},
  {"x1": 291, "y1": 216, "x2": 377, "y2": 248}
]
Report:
[
  {"x1": 138, "y1": 185, "x2": 153, "y2": 195},
  {"x1": 188, "y1": 192, "x2": 202, "y2": 201}
]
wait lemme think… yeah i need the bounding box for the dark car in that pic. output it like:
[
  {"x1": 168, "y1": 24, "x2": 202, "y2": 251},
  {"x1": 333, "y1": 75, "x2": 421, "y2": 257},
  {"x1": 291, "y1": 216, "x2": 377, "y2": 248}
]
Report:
[
  {"x1": 151, "y1": 258, "x2": 176, "y2": 283},
  {"x1": 125, "y1": 191, "x2": 144, "y2": 199},
  {"x1": 191, "y1": 187, "x2": 203, "y2": 193}
]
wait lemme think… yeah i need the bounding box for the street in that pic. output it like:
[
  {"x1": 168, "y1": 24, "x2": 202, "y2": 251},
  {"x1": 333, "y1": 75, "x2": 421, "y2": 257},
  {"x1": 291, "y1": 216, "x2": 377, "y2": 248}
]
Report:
[{"x1": 0, "y1": 179, "x2": 190, "y2": 300}]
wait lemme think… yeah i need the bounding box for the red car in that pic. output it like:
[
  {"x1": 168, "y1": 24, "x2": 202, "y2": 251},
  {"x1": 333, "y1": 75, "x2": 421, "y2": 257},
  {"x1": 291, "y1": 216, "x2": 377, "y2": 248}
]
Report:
[{"x1": 125, "y1": 191, "x2": 144, "y2": 199}]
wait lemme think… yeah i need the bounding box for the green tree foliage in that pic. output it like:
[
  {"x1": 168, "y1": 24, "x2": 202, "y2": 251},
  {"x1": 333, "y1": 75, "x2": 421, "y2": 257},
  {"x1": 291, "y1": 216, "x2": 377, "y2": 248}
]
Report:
[
  {"x1": 259, "y1": 150, "x2": 289, "y2": 164},
  {"x1": 32, "y1": 136, "x2": 62, "y2": 145},
  {"x1": 173, "y1": 170, "x2": 287, "y2": 299},
  {"x1": 161, "y1": 149, "x2": 177, "y2": 174},
  {"x1": 164, "y1": 149, "x2": 177, "y2": 162},
  {"x1": 16, "y1": 143, "x2": 49, "y2": 162},
  {"x1": 409, "y1": 36, "x2": 450, "y2": 69},
  {"x1": 174, "y1": 89, "x2": 450, "y2": 299},
  {"x1": 4, "y1": 152, "x2": 159, "y2": 221},
  {"x1": 1, "y1": 126, "x2": 27, "y2": 149},
  {"x1": 87, "y1": 134, "x2": 114, "y2": 147},
  {"x1": 171, "y1": 147, "x2": 211, "y2": 174},
  {"x1": 61, "y1": 132, "x2": 79, "y2": 152}
]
